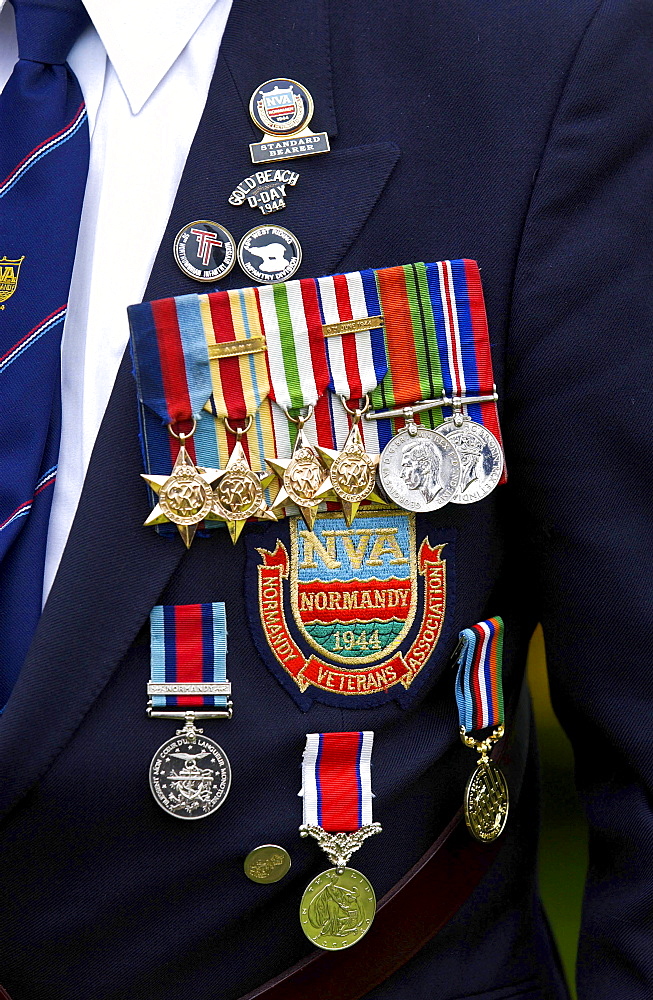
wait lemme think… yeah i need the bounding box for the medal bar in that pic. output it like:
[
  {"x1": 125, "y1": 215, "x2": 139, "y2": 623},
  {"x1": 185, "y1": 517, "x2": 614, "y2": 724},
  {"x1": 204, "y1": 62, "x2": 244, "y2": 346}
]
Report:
[{"x1": 128, "y1": 258, "x2": 506, "y2": 535}]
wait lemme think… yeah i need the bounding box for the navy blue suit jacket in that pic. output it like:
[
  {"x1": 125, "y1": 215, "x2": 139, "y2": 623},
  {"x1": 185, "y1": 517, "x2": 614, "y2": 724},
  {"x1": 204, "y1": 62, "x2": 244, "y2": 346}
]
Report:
[{"x1": 1, "y1": 1, "x2": 652, "y2": 998}]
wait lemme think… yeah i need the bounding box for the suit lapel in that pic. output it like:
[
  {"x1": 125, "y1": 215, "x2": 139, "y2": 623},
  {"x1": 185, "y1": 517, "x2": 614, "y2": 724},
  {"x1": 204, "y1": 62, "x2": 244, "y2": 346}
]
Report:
[{"x1": 0, "y1": 0, "x2": 399, "y2": 819}]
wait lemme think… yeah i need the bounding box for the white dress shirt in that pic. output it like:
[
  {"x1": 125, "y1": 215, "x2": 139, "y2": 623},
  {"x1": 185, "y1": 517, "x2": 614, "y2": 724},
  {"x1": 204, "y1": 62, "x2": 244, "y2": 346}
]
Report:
[{"x1": 0, "y1": 0, "x2": 233, "y2": 602}]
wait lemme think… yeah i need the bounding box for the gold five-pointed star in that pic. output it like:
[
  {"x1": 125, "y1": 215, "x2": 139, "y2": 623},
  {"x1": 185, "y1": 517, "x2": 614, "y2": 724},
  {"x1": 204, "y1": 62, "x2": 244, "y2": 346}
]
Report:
[
  {"x1": 315, "y1": 421, "x2": 386, "y2": 526},
  {"x1": 142, "y1": 444, "x2": 222, "y2": 549},
  {"x1": 212, "y1": 440, "x2": 277, "y2": 544},
  {"x1": 266, "y1": 425, "x2": 330, "y2": 530}
]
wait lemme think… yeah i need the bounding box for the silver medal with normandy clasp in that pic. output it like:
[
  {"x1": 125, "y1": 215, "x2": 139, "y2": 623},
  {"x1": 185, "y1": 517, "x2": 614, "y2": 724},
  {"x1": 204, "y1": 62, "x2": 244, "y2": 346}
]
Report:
[
  {"x1": 378, "y1": 409, "x2": 461, "y2": 513},
  {"x1": 148, "y1": 713, "x2": 232, "y2": 820}
]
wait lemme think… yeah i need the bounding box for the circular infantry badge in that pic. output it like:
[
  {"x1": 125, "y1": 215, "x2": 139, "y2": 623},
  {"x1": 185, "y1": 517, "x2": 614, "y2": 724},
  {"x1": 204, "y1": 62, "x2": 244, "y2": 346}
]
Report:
[
  {"x1": 379, "y1": 425, "x2": 461, "y2": 513},
  {"x1": 149, "y1": 733, "x2": 231, "y2": 820},
  {"x1": 437, "y1": 419, "x2": 504, "y2": 504},
  {"x1": 464, "y1": 761, "x2": 509, "y2": 843},
  {"x1": 244, "y1": 845, "x2": 292, "y2": 884},
  {"x1": 173, "y1": 220, "x2": 236, "y2": 282},
  {"x1": 300, "y1": 868, "x2": 376, "y2": 950},
  {"x1": 238, "y1": 224, "x2": 302, "y2": 283},
  {"x1": 250, "y1": 78, "x2": 314, "y2": 136}
]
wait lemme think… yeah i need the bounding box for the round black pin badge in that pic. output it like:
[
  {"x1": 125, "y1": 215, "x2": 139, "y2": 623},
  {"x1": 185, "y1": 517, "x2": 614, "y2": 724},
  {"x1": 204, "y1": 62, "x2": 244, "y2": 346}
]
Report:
[
  {"x1": 237, "y1": 225, "x2": 302, "y2": 284},
  {"x1": 173, "y1": 220, "x2": 236, "y2": 282}
]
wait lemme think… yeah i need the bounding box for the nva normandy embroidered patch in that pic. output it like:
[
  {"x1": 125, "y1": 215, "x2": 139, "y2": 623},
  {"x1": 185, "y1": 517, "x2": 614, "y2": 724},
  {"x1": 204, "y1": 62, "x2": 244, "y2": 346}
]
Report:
[{"x1": 245, "y1": 508, "x2": 455, "y2": 709}]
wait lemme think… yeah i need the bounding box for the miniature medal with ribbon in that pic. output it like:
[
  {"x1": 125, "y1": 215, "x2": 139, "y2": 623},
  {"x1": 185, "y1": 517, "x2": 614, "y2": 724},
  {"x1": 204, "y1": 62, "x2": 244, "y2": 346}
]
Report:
[
  {"x1": 147, "y1": 603, "x2": 232, "y2": 820},
  {"x1": 426, "y1": 260, "x2": 504, "y2": 502},
  {"x1": 200, "y1": 285, "x2": 279, "y2": 542},
  {"x1": 299, "y1": 732, "x2": 381, "y2": 950},
  {"x1": 364, "y1": 264, "x2": 462, "y2": 511},
  {"x1": 454, "y1": 616, "x2": 509, "y2": 842},
  {"x1": 258, "y1": 278, "x2": 332, "y2": 527}
]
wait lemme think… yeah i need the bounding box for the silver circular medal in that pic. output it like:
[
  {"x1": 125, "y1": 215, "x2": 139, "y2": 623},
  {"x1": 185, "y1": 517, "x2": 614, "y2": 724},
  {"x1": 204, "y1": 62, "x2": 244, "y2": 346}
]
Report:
[
  {"x1": 149, "y1": 733, "x2": 231, "y2": 820},
  {"x1": 378, "y1": 425, "x2": 461, "y2": 512},
  {"x1": 437, "y1": 418, "x2": 504, "y2": 504}
]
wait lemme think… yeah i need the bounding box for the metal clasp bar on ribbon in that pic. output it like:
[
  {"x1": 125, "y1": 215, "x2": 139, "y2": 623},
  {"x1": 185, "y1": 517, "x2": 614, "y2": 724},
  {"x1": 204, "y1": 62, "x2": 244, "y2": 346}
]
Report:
[{"x1": 147, "y1": 602, "x2": 233, "y2": 719}]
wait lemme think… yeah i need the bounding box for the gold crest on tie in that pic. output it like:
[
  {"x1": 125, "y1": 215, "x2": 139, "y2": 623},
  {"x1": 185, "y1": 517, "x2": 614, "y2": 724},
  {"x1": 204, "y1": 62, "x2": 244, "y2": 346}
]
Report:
[{"x1": 0, "y1": 256, "x2": 24, "y2": 308}]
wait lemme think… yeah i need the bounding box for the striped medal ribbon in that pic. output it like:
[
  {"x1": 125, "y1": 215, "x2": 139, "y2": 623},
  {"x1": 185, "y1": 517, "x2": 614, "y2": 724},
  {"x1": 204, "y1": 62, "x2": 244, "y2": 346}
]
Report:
[
  {"x1": 147, "y1": 602, "x2": 232, "y2": 821},
  {"x1": 299, "y1": 732, "x2": 382, "y2": 950},
  {"x1": 312, "y1": 269, "x2": 389, "y2": 524},
  {"x1": 454, "y1": 617, "x2": 509, "y2": 843},
  {"x1": 260, "y1": 278, "x2": 332, "y2": 529},
  {"x1": 129, "y1": 295, "x2": 225, "y2": 547},
  {"x1": 425, "y1": 260, "x2": 505, "y2": 502}
]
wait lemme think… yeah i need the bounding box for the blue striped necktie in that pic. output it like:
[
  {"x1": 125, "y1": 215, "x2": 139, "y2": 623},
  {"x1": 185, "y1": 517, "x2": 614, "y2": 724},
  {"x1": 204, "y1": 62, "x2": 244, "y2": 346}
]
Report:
[{"x1": 0, "y1": 0, "x2": 90, "y2": 709}]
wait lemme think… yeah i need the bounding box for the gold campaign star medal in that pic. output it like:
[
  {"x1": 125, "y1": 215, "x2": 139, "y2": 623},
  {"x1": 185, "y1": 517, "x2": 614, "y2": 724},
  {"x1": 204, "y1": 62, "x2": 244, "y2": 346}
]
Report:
[
  {"x1": 212, "y1": 434, "x2": 277, "y2": 544},
  {"x1": 267, "y1": 420, "x2": 329, "y2": 530},
  {"x1": 142, "y1": 435, "x2": 220, "y2": 549},
  {"x1": 316, "y1": 420, "x2": 385, "y2": 527}
]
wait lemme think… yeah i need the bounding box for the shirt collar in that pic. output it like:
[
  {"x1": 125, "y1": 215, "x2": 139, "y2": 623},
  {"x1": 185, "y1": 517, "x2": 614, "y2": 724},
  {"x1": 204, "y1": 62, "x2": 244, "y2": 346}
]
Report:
[{"x1": 84, "y1": 0, "x2": 221, "y2": 114}]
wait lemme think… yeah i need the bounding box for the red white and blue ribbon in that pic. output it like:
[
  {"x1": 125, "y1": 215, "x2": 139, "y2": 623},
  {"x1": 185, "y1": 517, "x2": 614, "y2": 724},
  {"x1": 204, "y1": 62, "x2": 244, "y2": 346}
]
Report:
[
  {"x1": 302, "y1": 731, "x2": 374, "y2": 832},
  {"x1": 129, "y1": 296, "x2": 213, "y2": 427},
  {"x1": 454, "y1": 617, "x2": 504, "y2": 734},
  {"x1": 148, "y1": 603, "x2": 230, "y2": 710},
  {"x1": 316, "y1": 269, "x2": 386, "y2": 400},
  {"x1": 425, "y1": 260, "x2": 504, "y2": 477}
]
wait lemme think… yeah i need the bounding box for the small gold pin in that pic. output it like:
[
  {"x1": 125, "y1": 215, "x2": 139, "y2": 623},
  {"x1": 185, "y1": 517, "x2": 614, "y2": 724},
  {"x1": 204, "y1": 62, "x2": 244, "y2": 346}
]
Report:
[{"x1": 244, "y1": 845, "x2": 292, "y2": 884}]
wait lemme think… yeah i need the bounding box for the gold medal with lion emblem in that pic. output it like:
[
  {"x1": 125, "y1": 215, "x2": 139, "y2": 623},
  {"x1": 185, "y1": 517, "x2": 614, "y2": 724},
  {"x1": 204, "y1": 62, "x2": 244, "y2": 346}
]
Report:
[{"x1": 300, "y1": 868, "x2": 376, "y2": 950}]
